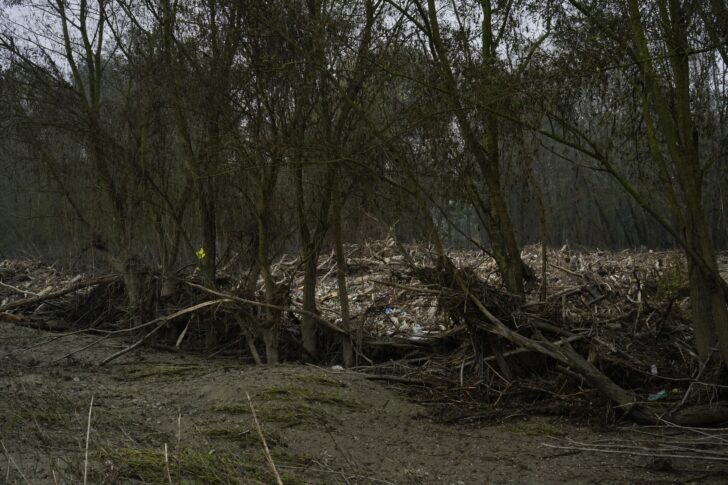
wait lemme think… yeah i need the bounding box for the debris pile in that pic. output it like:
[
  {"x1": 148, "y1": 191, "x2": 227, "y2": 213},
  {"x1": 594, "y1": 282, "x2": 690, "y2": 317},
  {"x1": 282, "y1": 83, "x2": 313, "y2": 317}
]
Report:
[{"x1": 1, "y1": 241, "x2": 727, "y2": 425}]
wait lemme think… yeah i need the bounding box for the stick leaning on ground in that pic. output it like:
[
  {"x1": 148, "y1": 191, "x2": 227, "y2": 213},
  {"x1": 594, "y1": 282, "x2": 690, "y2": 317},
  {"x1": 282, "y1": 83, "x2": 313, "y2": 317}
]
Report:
[
  {"x1": 99, "y1": 299, "x2": 232, "y2": 365},
  {"x1": 247, "y1": 392, "x2": 284, "y2": 485}
]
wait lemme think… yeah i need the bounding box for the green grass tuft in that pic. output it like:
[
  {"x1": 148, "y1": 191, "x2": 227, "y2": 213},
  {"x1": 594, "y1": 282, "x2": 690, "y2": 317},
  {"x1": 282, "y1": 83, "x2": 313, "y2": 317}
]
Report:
[
  {"x1": 113, "y1": 365, "x2": 202, "y2": 381},
  {"x1": 98, "y1": 445, "x2": 303, "y2": 484}
]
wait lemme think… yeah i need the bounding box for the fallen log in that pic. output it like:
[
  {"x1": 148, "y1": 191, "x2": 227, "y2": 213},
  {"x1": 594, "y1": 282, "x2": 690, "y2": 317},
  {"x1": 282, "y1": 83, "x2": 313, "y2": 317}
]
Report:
[{"x1": 667, "y1": 404, "x2": 728, "y2": 427}]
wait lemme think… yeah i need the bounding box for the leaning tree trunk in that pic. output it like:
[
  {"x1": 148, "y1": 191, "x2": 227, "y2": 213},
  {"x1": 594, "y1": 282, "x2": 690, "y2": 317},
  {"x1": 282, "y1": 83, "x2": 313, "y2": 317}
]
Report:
[{"x1": 425, "y1": 0, "x2": 525, "y2": 297}]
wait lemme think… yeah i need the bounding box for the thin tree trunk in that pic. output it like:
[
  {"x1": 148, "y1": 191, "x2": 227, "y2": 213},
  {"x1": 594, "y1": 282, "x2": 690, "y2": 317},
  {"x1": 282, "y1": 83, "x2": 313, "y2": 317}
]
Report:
[
  {"x1": 257, "y1": 194, "x2": 279, "y2": 364},
  {"x1": 198, "y1": 177, "x2": 217, "y2": 288},
  {"x1": 301, "y1": 249, "x2": 319, "y2": 361},
  {"x1": 333, "y1": 184, "x2": 354, "y2": 367},
  {"x1": 425, "y1": 0, "x2": 524, "y2": 296}
]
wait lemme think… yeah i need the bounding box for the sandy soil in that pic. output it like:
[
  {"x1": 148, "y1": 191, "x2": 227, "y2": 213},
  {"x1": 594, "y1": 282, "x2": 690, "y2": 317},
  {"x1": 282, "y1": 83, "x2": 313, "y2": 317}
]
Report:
[{"x1": 1, "y1": 323, "x2": 725, "y2": 484}]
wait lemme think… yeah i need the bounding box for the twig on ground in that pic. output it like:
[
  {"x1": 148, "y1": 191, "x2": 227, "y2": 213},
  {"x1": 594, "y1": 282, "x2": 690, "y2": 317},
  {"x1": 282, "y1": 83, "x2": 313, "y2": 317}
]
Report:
[
  {"x1": 176, "y1": 413, "x2": 182, "y2": 485},
  {"x1": 164, "y1": 443, "x2": 172, "y2": 485},
  {"x1": 99, "y1": 299, "x2": 232, "y2": 365},
  {"x1": 247, "y1": 392, "x2": 283, "y2": 485},
  {"x1": 84, "y1": 395, "x2": 94, "y2": 485},
  {"x1": 364, "y1": 375, "x2": 434, "y2": 386},
  {"x1": 541, "y1": 441, "x2": 728, "y2": 462},
  {"x1": 549, "y1": 263, "x2": 584, "y2": 278},
  {"x1": 0, "y1": 280, "x2": 40, "y2": 297},
  {"x1": 371, "y1": 279, "x2": 443, "y2": 294},
  {"x1": 1, "y1": 440, "x2": 29, "y2": 484},
  {"x1": 52, "y1": 334, "x2": 114, "y2": 364},
  {"x1": 100, "y1": 321, "x2": 168, "y2": 365}
]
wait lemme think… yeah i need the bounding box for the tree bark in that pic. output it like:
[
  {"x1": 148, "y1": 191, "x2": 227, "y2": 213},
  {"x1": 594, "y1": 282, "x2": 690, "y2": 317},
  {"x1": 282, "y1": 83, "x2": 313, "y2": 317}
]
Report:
[
  {"x1": 301, "y1": 248, "x2": 319, "y2": 361},
  {"x1": 257, "y1": 191, "x2": 280, "y2": 364},
  {"x1": 333, "y1": 182, "x2": 354, "y2": 367},
  {"x1": 624, "y1": 0, "x2": 728, "y2": 363}
]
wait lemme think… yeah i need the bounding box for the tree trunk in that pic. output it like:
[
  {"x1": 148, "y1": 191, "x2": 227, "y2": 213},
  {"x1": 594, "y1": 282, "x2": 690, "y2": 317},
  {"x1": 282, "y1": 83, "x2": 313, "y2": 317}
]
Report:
[
  {"x1": 425, "y1": 0, "x2": 524, "y2": 296},
  {"x1": 198, "y1": 177, "x2": 217, "y2": 288},
  {"x1": 333, "y1": 186, "x2": 354, "y2": 367},
  {"x1": 257, "y1": 197, "x2": 280, "y2": 364},
  {"x1": 160, "y1": 226, "x2": 182, "y2": 299},
  {"x1": 685, "y1": 205, "x2": 728, "y2": 362},
  {"x1": 262, "y1": 325, "x2": 280, "y2": 365},
  {"x1": 484, "y1": 187, "x2": 524, "y2": 296},
  {"x1": 624, "y1": 0, "x2": 728, "y2": 364},
  {"x1": 301, "y1": 248, "x2": 319, "y2": 361},
  {"x1": 119, "y1": 256, "x2": 152, "y2": 325}
]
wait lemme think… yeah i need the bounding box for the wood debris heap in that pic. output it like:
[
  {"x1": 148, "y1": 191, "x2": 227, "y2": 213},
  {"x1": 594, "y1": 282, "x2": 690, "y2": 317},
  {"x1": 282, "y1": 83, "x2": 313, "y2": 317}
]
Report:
[{"x1": 1, "y1": 241, "x2": 727, "y2": 426}]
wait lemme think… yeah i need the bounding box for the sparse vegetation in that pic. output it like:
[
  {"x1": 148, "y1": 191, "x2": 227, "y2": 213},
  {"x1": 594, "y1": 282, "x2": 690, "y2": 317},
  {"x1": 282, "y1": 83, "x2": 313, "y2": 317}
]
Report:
[
  {"x1": 259, "y1": 386, "x2": 367, "y2": 411},
  {"x1": 98, "y1": 445, "x2": 303, "y2": 485},
  {"x1": 297, "y1": 374, "x2": 347, "y2": 388},
  {"x1": 214, "y1": 384, "x2": 366, "y2": 428},
  {"x1": 113, "y1": 365, "x2": 202, "y2": 382}
]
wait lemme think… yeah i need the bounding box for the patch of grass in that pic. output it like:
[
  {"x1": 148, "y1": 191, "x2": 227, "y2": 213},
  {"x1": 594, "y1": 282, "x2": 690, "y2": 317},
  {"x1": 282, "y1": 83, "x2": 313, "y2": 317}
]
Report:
[
  {"x1": 0, "y1": 389, "x2": 78, "y2": 446},
  {"x1": 214, "y1": 384, "x2": 365, "y2": 428},
  {"x1": 97, "y1": 445, "x2": 304, "y2": 485},
  {"x1": 259, "y1": 403, "x2": 331, "y2": 427},
  {"x1": 297, "y1": 373, "x2": 347, "y2": 388},
  {"x1": 113, "y1": 365, "x2": 201, "y2": 381},
  {"x1": 214, "y1": 400, "x2": 333, "y2": 427},
  {"x1": 201, "y1": 425, "x2": 283, "y2": 448},
  {"x1": 0, "y1": 390, "x2": 74, "y2": 421},
  {"x1": 259, "y1": 385, "x2": 367, "y2": 411},
  {"x1": 213, "y1": 402, "x2": 332, "y2": 427},
  {"x1": 213, "y1": 402, "x2": 249, "y2": 414}
]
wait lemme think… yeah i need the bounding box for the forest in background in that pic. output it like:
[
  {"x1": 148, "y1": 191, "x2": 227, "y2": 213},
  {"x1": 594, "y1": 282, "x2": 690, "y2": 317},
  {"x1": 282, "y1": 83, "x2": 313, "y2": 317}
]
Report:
[
  {"x1": 1, "y1": 0, "x2": 728, "y2": 404},
  {"x1": 2, "y1": 1, "x2": 728, "y2": 259}
]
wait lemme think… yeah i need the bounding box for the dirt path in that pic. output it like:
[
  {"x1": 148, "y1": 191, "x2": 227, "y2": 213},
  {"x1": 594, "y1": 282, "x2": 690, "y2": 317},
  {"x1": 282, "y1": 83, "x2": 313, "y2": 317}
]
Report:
[{"x1": 1, "y1": 323, "x2": 724, "y2": 484}]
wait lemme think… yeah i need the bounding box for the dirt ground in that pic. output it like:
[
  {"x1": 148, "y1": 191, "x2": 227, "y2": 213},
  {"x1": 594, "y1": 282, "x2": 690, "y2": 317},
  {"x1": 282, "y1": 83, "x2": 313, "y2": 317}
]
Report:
[{"x1": 1, "y1": 323, "x2": 726, "y2": 484}]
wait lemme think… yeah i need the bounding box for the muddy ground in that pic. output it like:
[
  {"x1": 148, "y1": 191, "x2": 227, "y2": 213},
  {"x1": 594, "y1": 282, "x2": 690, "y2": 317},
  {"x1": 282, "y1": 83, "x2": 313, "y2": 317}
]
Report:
[{"x1": 1, "y1": 323, "x2": 726, "y2": 484}]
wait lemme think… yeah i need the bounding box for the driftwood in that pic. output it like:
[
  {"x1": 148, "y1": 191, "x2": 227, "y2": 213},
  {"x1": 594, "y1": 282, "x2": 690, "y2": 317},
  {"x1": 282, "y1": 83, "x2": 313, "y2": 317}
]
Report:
[
  {"x1": 667, "y1": 404, "x2": 728, "y2": 427},
  {"x1": 100, "y1": 299, "x2": 232, "y2": 365},
  {"x1": 0, "y1": 275, "x2": 119, "y2": 312},
  {"x1": 364, "y1": 374, "x2": 434, "y2": 386},
  {"x1": 436, "y1": 252, "x2": 727, "y2": 426},
  {"x1": 187, "y1": 281, "x2": 349, "y2": 336},
  {"x1": 186, "y1": 281, "x2": 432, "y2": 351},
  {"x1": 0, "y1": 280, "x2": 40, "y2": 297},
  {"x1": 1, "y1": 244, "x2": 726, "y2": 426},
  {"x1": 542, "y1": 426, "x2": 728, "y2": 464}
]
